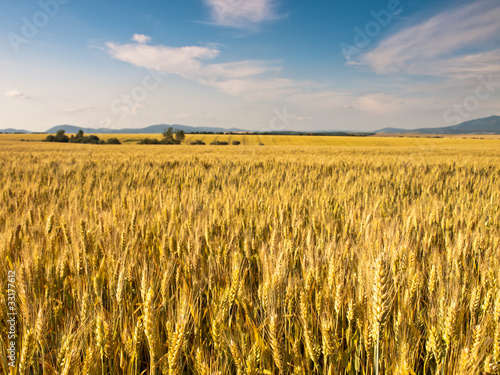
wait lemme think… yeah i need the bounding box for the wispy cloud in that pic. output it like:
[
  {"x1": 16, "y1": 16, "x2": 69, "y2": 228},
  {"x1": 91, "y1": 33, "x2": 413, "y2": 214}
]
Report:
[
  {"x1": 106, "y1": 41, "x2": 220, "y2": 77},
  {"x1": 403, "y1": 50, "x2": 500, "y2": 79},
  {"x1": 106, "y1": 36, "x2": 301, "y2": 101},
  {"x1": 361, "y1": 0, "x2": 500, "y2": 77},
  {"x1": 104, "y1": 34, "x2": 451, "y2": 124},
  {"x1": 4, "y1": 90, "x2": 28, "y2": 99},
  {"x1": 204, "y1": 0, "x2": 283, "y2": 28}
]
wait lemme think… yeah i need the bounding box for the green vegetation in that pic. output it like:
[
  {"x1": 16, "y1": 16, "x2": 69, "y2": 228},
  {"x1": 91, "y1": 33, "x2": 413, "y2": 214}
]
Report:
[
  {"x1": 105, "y1": 137, "x2": 122, "y2": 145},
  {"x1": 44, "y1": 130, "x2": 121, "y2": 144},
  {"x1": 45, "y1": 129, "x2": 70, "y2": 143},
  {"x1": 138, "y1": 127, "x2": 186, "y2": 145}
]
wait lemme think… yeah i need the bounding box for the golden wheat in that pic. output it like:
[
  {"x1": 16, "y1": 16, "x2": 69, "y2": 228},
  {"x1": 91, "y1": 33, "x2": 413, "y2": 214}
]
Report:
[{"x1": 0, "y1": 140, "x2": 499, "y2": 374}]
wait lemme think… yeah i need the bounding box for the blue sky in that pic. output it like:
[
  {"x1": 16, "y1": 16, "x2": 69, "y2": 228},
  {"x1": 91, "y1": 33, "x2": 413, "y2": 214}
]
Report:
[{"x1": 1, "y1": 0, "x2": 499, "y2": 132}]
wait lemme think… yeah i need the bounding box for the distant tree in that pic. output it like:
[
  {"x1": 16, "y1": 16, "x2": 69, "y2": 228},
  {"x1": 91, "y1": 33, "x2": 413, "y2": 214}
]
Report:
[
  {"x1": 138, "y1": 138, "x2": 160, "y2": 145},
  {"x1": 138, "y1": 127, "x2": 185, "y2": 145},
  {"x1": 106, "y1": 138, "x2": 121, "y2": 144},
  {"x1": 174, "y1": 130, "x2": 185, "y2": 144},
  {"x1": 44, "y1": 130, "x2": 69, "y2": 142},
  {"x1": 44, "y1": 129, "x2": 119, "y2": 145},
  {"x1": 162, "y1": 127, "x2": 175, "y2": 144},
  {"x1": 232, "y1": 141, "x2": 241, "y2": 145},
  {"x1": 67, "y1": 130, "x2": 101, "y2": 144},
  {"x1": 190, "y1": 140, "x2": 205, "y2": 145},
  {"x1": 69, "y1": 130, "x2": 85, "y2": 143},
  {"x1": 55, "y1": 130, "x2": 69, "y2": 142},
  {"x1": 81, "y1": 135, "x2": 100, "y2": 144}
]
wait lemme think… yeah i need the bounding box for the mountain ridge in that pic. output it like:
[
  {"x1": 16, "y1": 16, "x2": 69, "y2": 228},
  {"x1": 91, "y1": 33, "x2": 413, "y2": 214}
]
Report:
[
  {"x1": 45, "y1": 124, "x2": 248, "y2": 134},
  {"x1": 377, "y1": 116, "x2": 500, "y2": 135},
  {"x1": 2, "y1": 115, "x2": 500, "y2": 135},
  {"x1": 0, "y1": 128, "x2": 32, "y2": 133}
]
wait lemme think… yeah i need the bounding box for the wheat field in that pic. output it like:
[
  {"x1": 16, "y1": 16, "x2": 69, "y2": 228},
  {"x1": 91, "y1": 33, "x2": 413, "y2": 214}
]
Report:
[
  {"x1": 1, "y1": 138, "x2": 500, "y2": 374},
  {"x1": 5, "y1": 133, "x2": 500, "y2": 146}
]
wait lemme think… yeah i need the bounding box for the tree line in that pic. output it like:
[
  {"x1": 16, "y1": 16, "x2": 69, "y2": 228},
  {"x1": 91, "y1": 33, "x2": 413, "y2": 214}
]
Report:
[{"x1": 45, "y1": 130, "x2": 121, "y2": 144}]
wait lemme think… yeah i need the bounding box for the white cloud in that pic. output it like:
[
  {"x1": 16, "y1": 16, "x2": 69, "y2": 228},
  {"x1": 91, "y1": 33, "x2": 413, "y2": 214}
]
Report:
[
  {"x1": 106, "y1": 37, "x2": 304, "y2": 101},
  {"x1": 4, "y1": 90, "x2": 27, "y2": 99},
  {"x1": 204, "y1": 0, "x2": 282, "y2": 28},
  {"x1": 403, "y1": 50, "x2": 500, "y2": 79},
  {"x1": 361, "y1": 0, "x2": 500, "y2": 77},
  {"x1": 106, "y1": 41, "x2": 220, "y2": 77},
  {"x1": 132, "y1": 34, "x2": 151, "y2": 44},
  {"x1": 103, "y1": 35, "x2": 459, "y2": 127}
]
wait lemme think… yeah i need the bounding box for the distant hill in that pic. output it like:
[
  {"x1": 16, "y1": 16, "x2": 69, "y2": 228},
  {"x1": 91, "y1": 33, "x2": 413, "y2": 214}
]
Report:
[
  {"x1": 0, "y1": 128, "x2": 31, "y2": 133},
  {"x1": 45, "y1": 124, "x2": 248, "y2": 134},
  {"x1": 5, "y1": 116, "x2": 500, "y2": 135},
  {"x1": 378, "y1": 115, "x2": 500, "y2": 135}
]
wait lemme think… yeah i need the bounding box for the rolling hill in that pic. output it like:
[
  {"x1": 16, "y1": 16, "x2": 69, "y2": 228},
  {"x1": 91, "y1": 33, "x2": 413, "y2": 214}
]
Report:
[
  {"x1": 0, "y1": 128, "x2": 31, "y2": 133},
  {"x1": 3, "y1": 115, "x2": 500, "y2": 135},
  {"x1": 377, "y1": 115, "x2": 500, "y2": 135},
  {"x1": 45, "y1": 124, "x2": 248, "y2": 134}
]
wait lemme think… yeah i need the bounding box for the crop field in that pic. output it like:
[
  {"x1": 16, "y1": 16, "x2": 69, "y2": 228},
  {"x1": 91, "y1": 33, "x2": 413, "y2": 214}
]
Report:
[
  {"x1": 5, "y1": 132, "x2": 500, "y2": 146},
  {"x1": 1, "y1": 138, "x2": 500, "y2": 374}
]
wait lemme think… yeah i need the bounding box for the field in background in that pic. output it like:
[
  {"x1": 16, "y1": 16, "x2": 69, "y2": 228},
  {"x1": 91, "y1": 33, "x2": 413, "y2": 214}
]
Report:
[
  {"x1": 2, "y1": 132, "x2": 500, "y2": 147},
  {"x1": 375, "y1": 133, "x2": 500, "y2": 139},
  {"x1": 1, "y1": 140, "x2": 500, "y2": 374}
]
